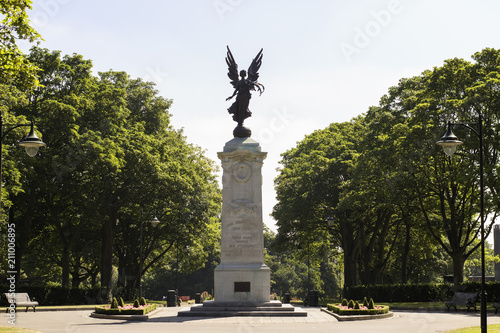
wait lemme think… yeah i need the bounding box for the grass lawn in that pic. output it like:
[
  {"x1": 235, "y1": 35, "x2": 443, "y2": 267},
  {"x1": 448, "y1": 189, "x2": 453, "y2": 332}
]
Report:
[
  {"x1": 0, "y1": 328, "x2": 41, "y2": 333},
  {"x1": 0, "y1": 299, "x2": 197, "y2": 313},
  {"x1": 320, "y1": 300, "x2": 445, "y2": 309},
  {"x1": 445, "y1": 324, "x2": 500, "y2": 332}
]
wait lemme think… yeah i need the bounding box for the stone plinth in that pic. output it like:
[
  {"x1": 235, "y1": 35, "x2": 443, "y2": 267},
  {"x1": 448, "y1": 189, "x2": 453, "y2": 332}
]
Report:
[
  {"x1": 178, "y1": 137, "x2": 305, "y2": 317},
  {"x1": 178, "y1": 301, "x2": 307, "y2": 317},
  {"x1": 215, "y1": 137, "x2": 270, "y2": 303}
]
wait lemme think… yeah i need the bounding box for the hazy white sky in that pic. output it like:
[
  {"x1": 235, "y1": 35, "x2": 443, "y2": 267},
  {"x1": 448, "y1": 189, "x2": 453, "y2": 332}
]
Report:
[{"x1": 24, "y1": 0, "x2": 500, "y2": 231}]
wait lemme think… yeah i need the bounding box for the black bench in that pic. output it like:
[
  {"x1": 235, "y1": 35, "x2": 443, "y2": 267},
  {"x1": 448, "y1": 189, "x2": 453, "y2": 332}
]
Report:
[{"x1": 445, "y1": 292, "x2": 478, "y2": 312}]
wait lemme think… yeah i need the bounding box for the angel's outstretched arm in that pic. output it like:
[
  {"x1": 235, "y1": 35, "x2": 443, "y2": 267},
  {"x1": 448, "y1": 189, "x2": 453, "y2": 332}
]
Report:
[{"x1": 226, "y1": 89, "x2": 237, "y2": 101}]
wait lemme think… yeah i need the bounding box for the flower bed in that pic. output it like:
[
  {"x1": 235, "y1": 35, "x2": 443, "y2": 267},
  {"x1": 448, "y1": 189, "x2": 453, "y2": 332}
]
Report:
[
  {"x1": 327, "y1": 303, "x2": 390, "y2": 316},
  {"x1": 94, "y1": 303, "x2": 157, "y2": 315}
]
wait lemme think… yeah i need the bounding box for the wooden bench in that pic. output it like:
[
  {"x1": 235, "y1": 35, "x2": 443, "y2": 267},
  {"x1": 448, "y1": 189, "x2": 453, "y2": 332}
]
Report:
[
  {"x1": 4, "y1": 293, "x2": 38, "y2": 312},
  {"x1": 445, "y1": 292, "x2": 478, "y2": 312}
]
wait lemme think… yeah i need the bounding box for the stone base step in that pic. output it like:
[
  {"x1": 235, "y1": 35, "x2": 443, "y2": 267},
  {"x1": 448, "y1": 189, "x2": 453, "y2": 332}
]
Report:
[
  {"x1": 189, "y1": 305, "x2": 296, "y2": 312},
  {"x1": 178, "y1": 302, "x2": 307, "y2": 317},
  {"x1": 202, "y1": 300, "x2": 283, "y2": 307}
]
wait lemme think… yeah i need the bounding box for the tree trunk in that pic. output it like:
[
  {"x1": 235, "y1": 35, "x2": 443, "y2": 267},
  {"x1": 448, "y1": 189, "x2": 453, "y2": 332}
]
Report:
[
  {"x1": 343, "y1": 251, "x2": 357, "y2": 288},
  {"x1": 401, "y1": 223, "x2": 411, "y2": 284},
  {"x1": 71, "y1": 257, "x2": 83, "y2": 288},
  {"x1": 452, "y1": 253, "x2": 466, "y2": 289},
  {"x1": 341, "y1": 218, "x2": 358, "y2": 290},
  {"x1": 61, "y1": 243, "x2": 70, "y2": 288},
  {"x1": 101, "y1": 216, "x2": 115, "y2": 299}
]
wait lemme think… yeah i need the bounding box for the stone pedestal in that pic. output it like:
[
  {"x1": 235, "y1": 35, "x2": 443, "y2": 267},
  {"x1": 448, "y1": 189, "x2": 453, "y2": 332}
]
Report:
[
  {"x1": 214, "y1": 137, "x2": 270, "y2": 302},
  {"x1": 178, "y1": 137, "x2": 306, "y2": 317}
]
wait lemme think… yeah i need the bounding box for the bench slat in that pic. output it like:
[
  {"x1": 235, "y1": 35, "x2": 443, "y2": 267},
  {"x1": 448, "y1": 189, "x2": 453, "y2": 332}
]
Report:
[
  {"x1": 4, "y1": 293, "x2": 38, "y2": 312},
  {"x1": 444, "y1": 292, "x2": 477, "y2": 312}
]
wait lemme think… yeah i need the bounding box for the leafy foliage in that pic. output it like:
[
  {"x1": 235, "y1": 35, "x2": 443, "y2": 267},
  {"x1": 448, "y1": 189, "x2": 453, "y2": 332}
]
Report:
[
  {"x1": 0, "y1": 47, "x2": 221, "y2": 299},
  {"x1": 0, "y1": 0, "x2": 42, "y2": 88},
  {"x1": 111, "y1": 297, "x2": 118, "y2": 309},
  {"x1": 119, "y1": 297, "x2": 125, "y2": 307},
  {"x1": 273, "y1": 48, "x2": 500, "y2": 288}
]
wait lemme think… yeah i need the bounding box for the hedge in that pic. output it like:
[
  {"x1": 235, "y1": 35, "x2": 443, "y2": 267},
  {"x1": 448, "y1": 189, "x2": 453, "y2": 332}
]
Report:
[
  {"x1": 345, "y1": 282, "x2": 500, "y2": 302},
  {"x1": 0, "y1": 284, "x2": 103, "y2": 306}
]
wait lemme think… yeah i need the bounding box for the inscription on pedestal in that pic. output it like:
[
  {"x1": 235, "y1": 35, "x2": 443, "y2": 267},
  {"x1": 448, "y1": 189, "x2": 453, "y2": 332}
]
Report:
[
  {"x1": 234, "y1": 282, "x2": 251, "y2": 292},
  {"x1": 227, "y1": 199, "x2": 258, "y2": 217}
]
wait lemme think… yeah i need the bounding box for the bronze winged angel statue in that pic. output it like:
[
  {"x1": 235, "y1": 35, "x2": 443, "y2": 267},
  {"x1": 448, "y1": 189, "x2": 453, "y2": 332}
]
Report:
[{"x1": 225, "y1": 46, "x2": 265, "y2": 137}]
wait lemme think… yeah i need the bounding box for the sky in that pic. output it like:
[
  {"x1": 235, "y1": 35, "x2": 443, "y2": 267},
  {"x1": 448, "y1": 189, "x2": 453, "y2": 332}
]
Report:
[{"x1": 21, "y1": 0, "x2": 500, "y2": 232}]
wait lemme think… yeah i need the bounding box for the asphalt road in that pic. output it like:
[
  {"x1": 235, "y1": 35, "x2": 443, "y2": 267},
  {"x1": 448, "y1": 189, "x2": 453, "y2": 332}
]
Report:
[{"x1": 3, "y1": 306, "x2": 500, "y2": 333}]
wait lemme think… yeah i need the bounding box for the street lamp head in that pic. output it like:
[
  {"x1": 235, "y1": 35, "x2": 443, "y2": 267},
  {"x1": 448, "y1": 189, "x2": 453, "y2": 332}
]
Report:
[
  {"x1": 18, "y1": 122, "x2": 46, "y2": 157},
  {"x1": 436, "y1": 121, "x2": 463, "y2": 157},
  {"x1": 326, "y1": 214, "x2": 335, "y2": 226},
  {"x1": 149, "y1": 216, "x2": 160, "y2": 227}
]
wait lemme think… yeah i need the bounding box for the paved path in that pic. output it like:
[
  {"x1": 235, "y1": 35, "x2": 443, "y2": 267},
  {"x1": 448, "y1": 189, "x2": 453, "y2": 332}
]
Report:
[{"x1": 3, "y1": 306, "x2": 500, "y2": 333}]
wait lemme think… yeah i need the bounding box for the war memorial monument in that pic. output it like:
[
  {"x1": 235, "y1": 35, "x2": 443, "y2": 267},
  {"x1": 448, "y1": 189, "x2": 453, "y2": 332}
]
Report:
[{"x1": 179, "y1": 47, "x2": 305, "y2": 317}]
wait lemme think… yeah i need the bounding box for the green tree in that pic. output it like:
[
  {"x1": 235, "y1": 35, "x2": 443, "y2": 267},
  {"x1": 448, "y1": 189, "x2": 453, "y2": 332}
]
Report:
[
  {"x1": 273, "y1": 121, "x2": 360, "y2": 287},
  {"x1": 0, "y1": 0, "x2": 41, "y2": 87},
  {"x1": 396, "y1": 52, "x2": 500, "y2": 285},
  {"x1": 464, "y1": 240, "x2": 499, "y2": 278},
  {"x1": 6, "y1": 48, "x2": 222, "y2": 297},
  {"x1": 273, "y1": 48, "x2": 500, "y2": 289}
]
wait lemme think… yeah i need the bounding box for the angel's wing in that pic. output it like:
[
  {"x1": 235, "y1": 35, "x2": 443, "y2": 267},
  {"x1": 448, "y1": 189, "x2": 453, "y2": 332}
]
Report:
[
  {"x1": 226, "y1": 46, "x2": 239, "y2": 88},
  {"x1": 247, "y1": 48, "x2": 263, "y2": 82}
]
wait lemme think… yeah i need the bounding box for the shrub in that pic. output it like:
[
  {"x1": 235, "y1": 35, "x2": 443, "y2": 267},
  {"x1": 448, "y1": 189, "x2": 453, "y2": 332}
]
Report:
[
  {"x1": 327, "y1": 303, "x2": 390, "y2": 316},
  {"x1": 118, "y1": 297, "x2": 125, "y2": 307},
  {"x1": 354, "y1": 301, "x2": 360, "y2": 309},
  {"x1": 133, "y1": 299, "x2": 140, "y2": 308},
  {"x1": 95, "y1": 303, "x2": 157, "y2": 316},
  {"x1": 368, "y1": 298, "x2": 375, "y2": 309},
  {"x1": 200, "y1": 291, "x2": 213, "y2": 301},
  {"x1": 362, "y1": 297, "x2": 368, "y2": 307},
  {"x1": 140, "y1": 297, "x2": 147, "y2": 306},
  {"x1": 348, "y1": 299, "x2": 354, "y2": 309},
  {"x1": 341, "y1": 298, "x2": 348, "y2": 306},
  {"x1": 111, "y1": 297, "x2": 119, "y2": 309}
]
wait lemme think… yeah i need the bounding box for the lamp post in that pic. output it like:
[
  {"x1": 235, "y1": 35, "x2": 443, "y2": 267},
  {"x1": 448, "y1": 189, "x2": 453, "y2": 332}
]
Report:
[
  {"x1": 139, "y1": 214, "x2": 160, "y2": 299},
  {"x1": 436, "y1": 115, "x2": 486, "y2": 333},
  {"x1": 0, "y1": 115, "x2": 45, "y2": 220}
]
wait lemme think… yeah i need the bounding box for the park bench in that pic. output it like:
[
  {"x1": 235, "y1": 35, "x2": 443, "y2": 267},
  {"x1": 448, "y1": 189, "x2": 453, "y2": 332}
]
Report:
[
  {"x1": 4, "y1": 293, "x2": 38, "y2": 312},
  {"x1": 445, "y1": 292, "x2": 478, "y2": 312}
]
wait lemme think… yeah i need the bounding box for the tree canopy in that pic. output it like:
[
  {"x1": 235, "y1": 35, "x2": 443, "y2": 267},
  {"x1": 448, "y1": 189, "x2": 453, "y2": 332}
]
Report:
[
  {"x1": 1, "y1": 47, "x2": 221, "y2": 299},
  {"x1": 1, "y1": 0, "x2": 41, "y2": 88},
  {"x1": 273, "y1": 48, "x2": 500, "y2": 288}
]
